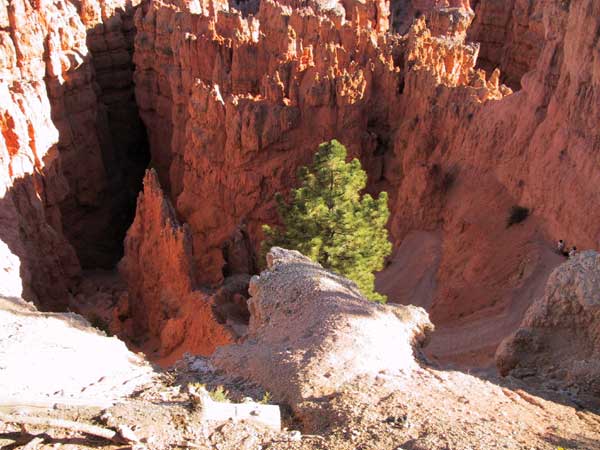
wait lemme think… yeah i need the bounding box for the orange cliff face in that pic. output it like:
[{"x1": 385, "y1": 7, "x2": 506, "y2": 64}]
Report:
[
  {"x1": 1, "y1": 0, "x2": 86, "y2": 307},
  {"x1": 121, "y1": 0, "x2": 506, "y2": 360},
  {"x1": 117, "y1": 170, "x2": 234, "y2": 362},
  {"x1": 127, "y1": 0, "x2": 600, "y2": 363},
  {"x1": 132, "y1": 0, "x2": 505, "y2": 289}
]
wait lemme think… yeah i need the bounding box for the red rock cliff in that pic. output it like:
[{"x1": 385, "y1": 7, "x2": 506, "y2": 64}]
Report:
[
  {"x1": 133, "y1": 0, "x2": 503, "y2": 289},
  {"x1": 127, "y1": 0, "x2": 600, "y2": 363},
  {"x1": 2, "y1": 0, "x2": 600, "y2": 367},
  {"x1": 118, "y1": 169, "x2": 234, "y2": 362}
]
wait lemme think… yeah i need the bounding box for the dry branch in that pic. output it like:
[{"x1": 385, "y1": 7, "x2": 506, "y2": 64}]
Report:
[
  {"x1": 21, "y1": 436, "x2": 44, "y2": 450},
  {"x1": 0, "y1": 412, "x2": 137, "y2": 444}
]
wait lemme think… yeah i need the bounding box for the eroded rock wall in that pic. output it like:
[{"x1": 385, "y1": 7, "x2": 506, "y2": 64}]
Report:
[
  {"x1": 0, "y1": 0, "x2": 149, "y2": 309},
  {"x1": 2, "y1": 0, "x2": 600, "y2": 368},
  {"x1": 60, "y1": 0, "x2": 150, "y2": 269},
  {"x1": 119, "y1": 170, "x2": 234, "y2": 362},
  {"x1": 127, "y1": 0, "x2": 600, "y2": 364},
  {"x1": 0, "y1": 0, "x2": 86, "y2": 308},
  {"x1": 382, "y1": 0, "x2": 600, "y2": 334},
  {"x1": 133, "y1": 0, "x2": 504, "y2": 291},
  {"x1": 468, "y1": 0, "x2": 545, "y2": 88}
]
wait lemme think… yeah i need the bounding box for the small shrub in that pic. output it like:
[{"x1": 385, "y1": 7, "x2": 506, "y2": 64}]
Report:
[
  {"x1": 187, "y1": 382, "x2": 230, "y2": 403},
  {"x1": 209, "y1": 385, "x2": 230, "y2": 403},
  {"x1": 507, "y1": 205, "x2": 530, "y2": 227},
  {"x1": 260, "y1": 391, "x2": 272, "y2": 404}
]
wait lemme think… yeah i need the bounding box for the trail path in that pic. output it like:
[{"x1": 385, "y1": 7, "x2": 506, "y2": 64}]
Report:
[{"x1": 376, "y1": 231, "x2": 564, "y2": 368}]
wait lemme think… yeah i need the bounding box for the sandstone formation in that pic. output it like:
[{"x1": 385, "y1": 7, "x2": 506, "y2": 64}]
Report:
[
  {"x1": 118, "y1": 169, "x2": 234, "y2": 362},
  {"x1": 132, "y1": 0, "x2": 507, "y2": 292},
  {"x1": 1, "y1": 0, "x2": 600, "y2": 440},
  {"x1": 61, "y1": 0, "x2": 150, "y2": 270},
  {"x1": 390, "y1": 0, "x2": 471, "y2": 34},
  {"x1": 468, "y1": 0, "x2": 545, "y2": 88},
  {"x1": 496, "y1": 250, "x2": 600, "y2": 409},
  {"x1": 213, "y1": 247, "x2": 433, "y2": 411},
  {"x1": 1, "y1": 0, "x2": 86, "y2": 309}
]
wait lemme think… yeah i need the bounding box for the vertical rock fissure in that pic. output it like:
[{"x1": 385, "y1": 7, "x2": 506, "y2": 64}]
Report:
[{"x1": 58, "y1": 3, "x2": 150, "y2": 271}]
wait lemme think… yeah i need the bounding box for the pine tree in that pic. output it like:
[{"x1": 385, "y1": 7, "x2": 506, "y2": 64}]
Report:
[{"x1": 262, "y1": 140, "x2": 392, "y2": 303}]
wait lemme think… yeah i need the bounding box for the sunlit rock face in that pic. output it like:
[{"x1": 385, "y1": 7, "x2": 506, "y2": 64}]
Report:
[
  {"x1": 118, "y1": 170, "x2": 234, "y2": 362},
  {"x1": 213, "y1": 247, "x2": 433, "y2": 412},
  {"x1": 389, "y1": 0, "x2": 471, "y2": 34},
  {"x1": 133, "y1": 0, "x2": 506, "y2": 290},
  {"x1": 128, "y1": 0, "x2": 600, "y2": 362}
]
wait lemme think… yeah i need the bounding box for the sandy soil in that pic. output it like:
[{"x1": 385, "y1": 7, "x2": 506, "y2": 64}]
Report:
[
  {"x1": 2, "y1": 353, "x2": 599, "y2": 450},
  {"x1": 376, "y1": 230, "x2": 565, "y2": 368}
]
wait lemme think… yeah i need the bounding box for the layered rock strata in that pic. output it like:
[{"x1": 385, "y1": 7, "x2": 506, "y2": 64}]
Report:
[
  {"x1": 2, "y1": 0, "x2": 600, "y2": 372},
  {"x1": 1, "y1": 0, "x2": 86, "y2": 308},
  {"x1": 128, "y1": 0, "x2": 600, "y2": 364},
  {"x1": 468, "y1": 0, "x2": 545, "y2": 88},
  {"x1": 0, "y1": 0, "x2": 149, "y2": 309},
  {"x1": 61, "y1": 0, "x2": 150, "y2": 269},
  {"x1": 133, "y1": 0, "x2": 506, "y2": 291}
]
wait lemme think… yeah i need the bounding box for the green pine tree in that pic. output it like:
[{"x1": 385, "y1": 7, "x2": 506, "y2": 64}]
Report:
[{"x1": 262, "y1": 139, "x2": 392, "y2": 303}]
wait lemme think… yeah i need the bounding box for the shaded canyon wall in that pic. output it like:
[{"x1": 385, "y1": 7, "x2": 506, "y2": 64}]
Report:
[{"x1": 0, "y1": 0, "x2": 149, "y2": 309}]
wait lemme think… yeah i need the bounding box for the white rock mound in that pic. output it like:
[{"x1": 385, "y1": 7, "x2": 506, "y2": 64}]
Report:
[
  {"x1": 212, "y1": 247, "x2": 433, "y2": 408},
  {"x1": 0, "y1": 296, "x2": 154, "y2": 408}
]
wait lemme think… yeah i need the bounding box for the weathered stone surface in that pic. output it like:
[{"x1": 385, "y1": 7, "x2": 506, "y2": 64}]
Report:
[
  {"x1": 213, "y1": 247, "x2": 433, "y2": 409},
  {"x1": 0, "y1": 0, "x2": 87, "y2": 309},
  {"x1": 496, "y1": 251, "x2": 600, "y2": 408},
  {"x1": 390, "y1": 0, "x2": 471, "y2": 34},
  {"x1": 0, "y1": 0, "x2": 149, "y2": 309},
  {"x1": 468, "y1": 0, "x2": 545, "y2": 89},
  {"x1": 0, "y1": 296, "x2": 154, "y2": 407},
  {"x1": 2, "y1": 0, "x2": 600, "y2": 375},
  {"x1": 133, "y1": 0, "x2": 505, "y2": 290}
]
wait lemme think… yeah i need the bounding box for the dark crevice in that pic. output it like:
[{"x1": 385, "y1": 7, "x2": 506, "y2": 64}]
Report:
[{"x1": 57, "y1": 5, "x2": 150, "y2": 271}]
